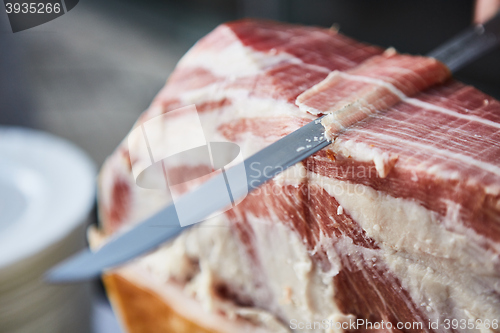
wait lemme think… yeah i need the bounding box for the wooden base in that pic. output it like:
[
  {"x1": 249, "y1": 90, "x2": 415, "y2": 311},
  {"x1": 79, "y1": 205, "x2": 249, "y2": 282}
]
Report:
[{"x1": 103, "y1": 273, "x2": 219, "y2": 333}]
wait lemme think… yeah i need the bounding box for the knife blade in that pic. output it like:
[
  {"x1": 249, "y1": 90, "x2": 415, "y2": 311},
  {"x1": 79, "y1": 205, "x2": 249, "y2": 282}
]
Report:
[
  {"x1": 46, "y1": 116, "x2": 330, "y2": 282},
  {"x1": 46, "y1": 12, "x2": 500, "y2": 283}
]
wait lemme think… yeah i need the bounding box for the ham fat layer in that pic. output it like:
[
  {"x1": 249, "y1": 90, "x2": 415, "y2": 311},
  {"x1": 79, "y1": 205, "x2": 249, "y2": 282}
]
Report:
[{"x1": 97, "y1": 20, "x2": 500, "y2": 333}]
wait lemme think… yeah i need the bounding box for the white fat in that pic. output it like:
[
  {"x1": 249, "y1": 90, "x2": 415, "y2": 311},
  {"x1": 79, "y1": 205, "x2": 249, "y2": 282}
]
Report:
[
  {"x1": 355, "y1": 128, "x2": 500, "y2": 180},
  {"x1": 406, "y1": 97, "x2": 500, "y2": 130},
  {"x1": 134, "y1": 210, "x2": 354, "y2": 333},
  {"x1": 140, "y1": 216, "x2": 289, "y2": 331},
  {"x1": 326, "y1": 313, "x2": 356, "y2": 333},
  {"x1": 338, "y1": 72, "x2": 407, "y2": 99},
  {"x1": 174, "y1": 83, "x2": 314, "y2": 122},
  {"x1": 116, "y1": 265, "x2": 279, "y2": 333},
  {"x1": 310, "y1": 173, "x2": 500, "y2": 330},
  {"x1": 273, "y1": 163, "x2": 308, "y2": 188},
  {"x1": 329, "y1": 138, "x2": 399, "y2": 178},
  {"x1": 179, "y1": 29, "x2": 298, "y2": 77}
]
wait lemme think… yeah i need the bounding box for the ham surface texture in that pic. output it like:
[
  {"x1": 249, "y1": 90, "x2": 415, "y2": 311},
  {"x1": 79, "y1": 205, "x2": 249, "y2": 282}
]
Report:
[{"x1": 95, "y1": 19, "x2": 500, "y2": 333}]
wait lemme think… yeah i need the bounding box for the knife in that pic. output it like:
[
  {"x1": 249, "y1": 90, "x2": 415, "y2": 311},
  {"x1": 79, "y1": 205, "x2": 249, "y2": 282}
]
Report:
[{"x1": 46, "y1": 12, "x2": 500, "y2": 283}]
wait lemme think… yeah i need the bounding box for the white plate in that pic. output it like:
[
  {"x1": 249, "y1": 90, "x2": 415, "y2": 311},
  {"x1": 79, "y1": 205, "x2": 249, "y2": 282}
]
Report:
[{"x1": 0, "y1": 127, "x2": 96, "y2": 269}]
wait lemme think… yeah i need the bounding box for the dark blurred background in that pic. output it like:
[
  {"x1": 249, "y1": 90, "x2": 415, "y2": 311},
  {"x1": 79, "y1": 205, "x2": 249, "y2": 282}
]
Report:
[{"x1": 0, "y1": 1, "x2": 498, "y2": 331}]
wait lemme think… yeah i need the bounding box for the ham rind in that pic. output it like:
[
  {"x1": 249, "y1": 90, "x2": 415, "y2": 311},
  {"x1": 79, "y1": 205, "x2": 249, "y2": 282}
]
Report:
[{"x1": 96, "y1": 20, "x2": 500, "y2": 333}]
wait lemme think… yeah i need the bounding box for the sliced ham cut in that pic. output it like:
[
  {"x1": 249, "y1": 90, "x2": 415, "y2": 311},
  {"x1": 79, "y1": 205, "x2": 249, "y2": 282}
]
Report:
[
  {"x1": 296, "y1": 51, "x2": 451, "y2": 139},
  {"x1": 94, "y1": 19, "x2": 500, "y2": 333}
]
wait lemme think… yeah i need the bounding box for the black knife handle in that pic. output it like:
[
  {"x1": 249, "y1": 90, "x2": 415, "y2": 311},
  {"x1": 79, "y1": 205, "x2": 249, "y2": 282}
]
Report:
[{"x1": 428, "y1": 11, "x2": 500, "y2": 72}]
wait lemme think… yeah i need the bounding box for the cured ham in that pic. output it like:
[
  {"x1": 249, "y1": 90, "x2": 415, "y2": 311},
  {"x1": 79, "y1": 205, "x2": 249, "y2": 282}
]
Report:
[{"x1": 94, "y1": 19, "x2": 500, "y2": 333}]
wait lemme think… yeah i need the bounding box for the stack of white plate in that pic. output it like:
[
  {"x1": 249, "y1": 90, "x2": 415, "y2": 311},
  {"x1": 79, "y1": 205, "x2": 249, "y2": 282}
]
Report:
[{"x1": 0, "y1": 127, "x2": 95, "y2": 333}]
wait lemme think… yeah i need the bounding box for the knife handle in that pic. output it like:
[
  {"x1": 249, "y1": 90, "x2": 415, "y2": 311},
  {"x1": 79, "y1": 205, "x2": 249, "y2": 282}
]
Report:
[{"x1": 428, "y1": 11, "x2": 500, "y2": 72}]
